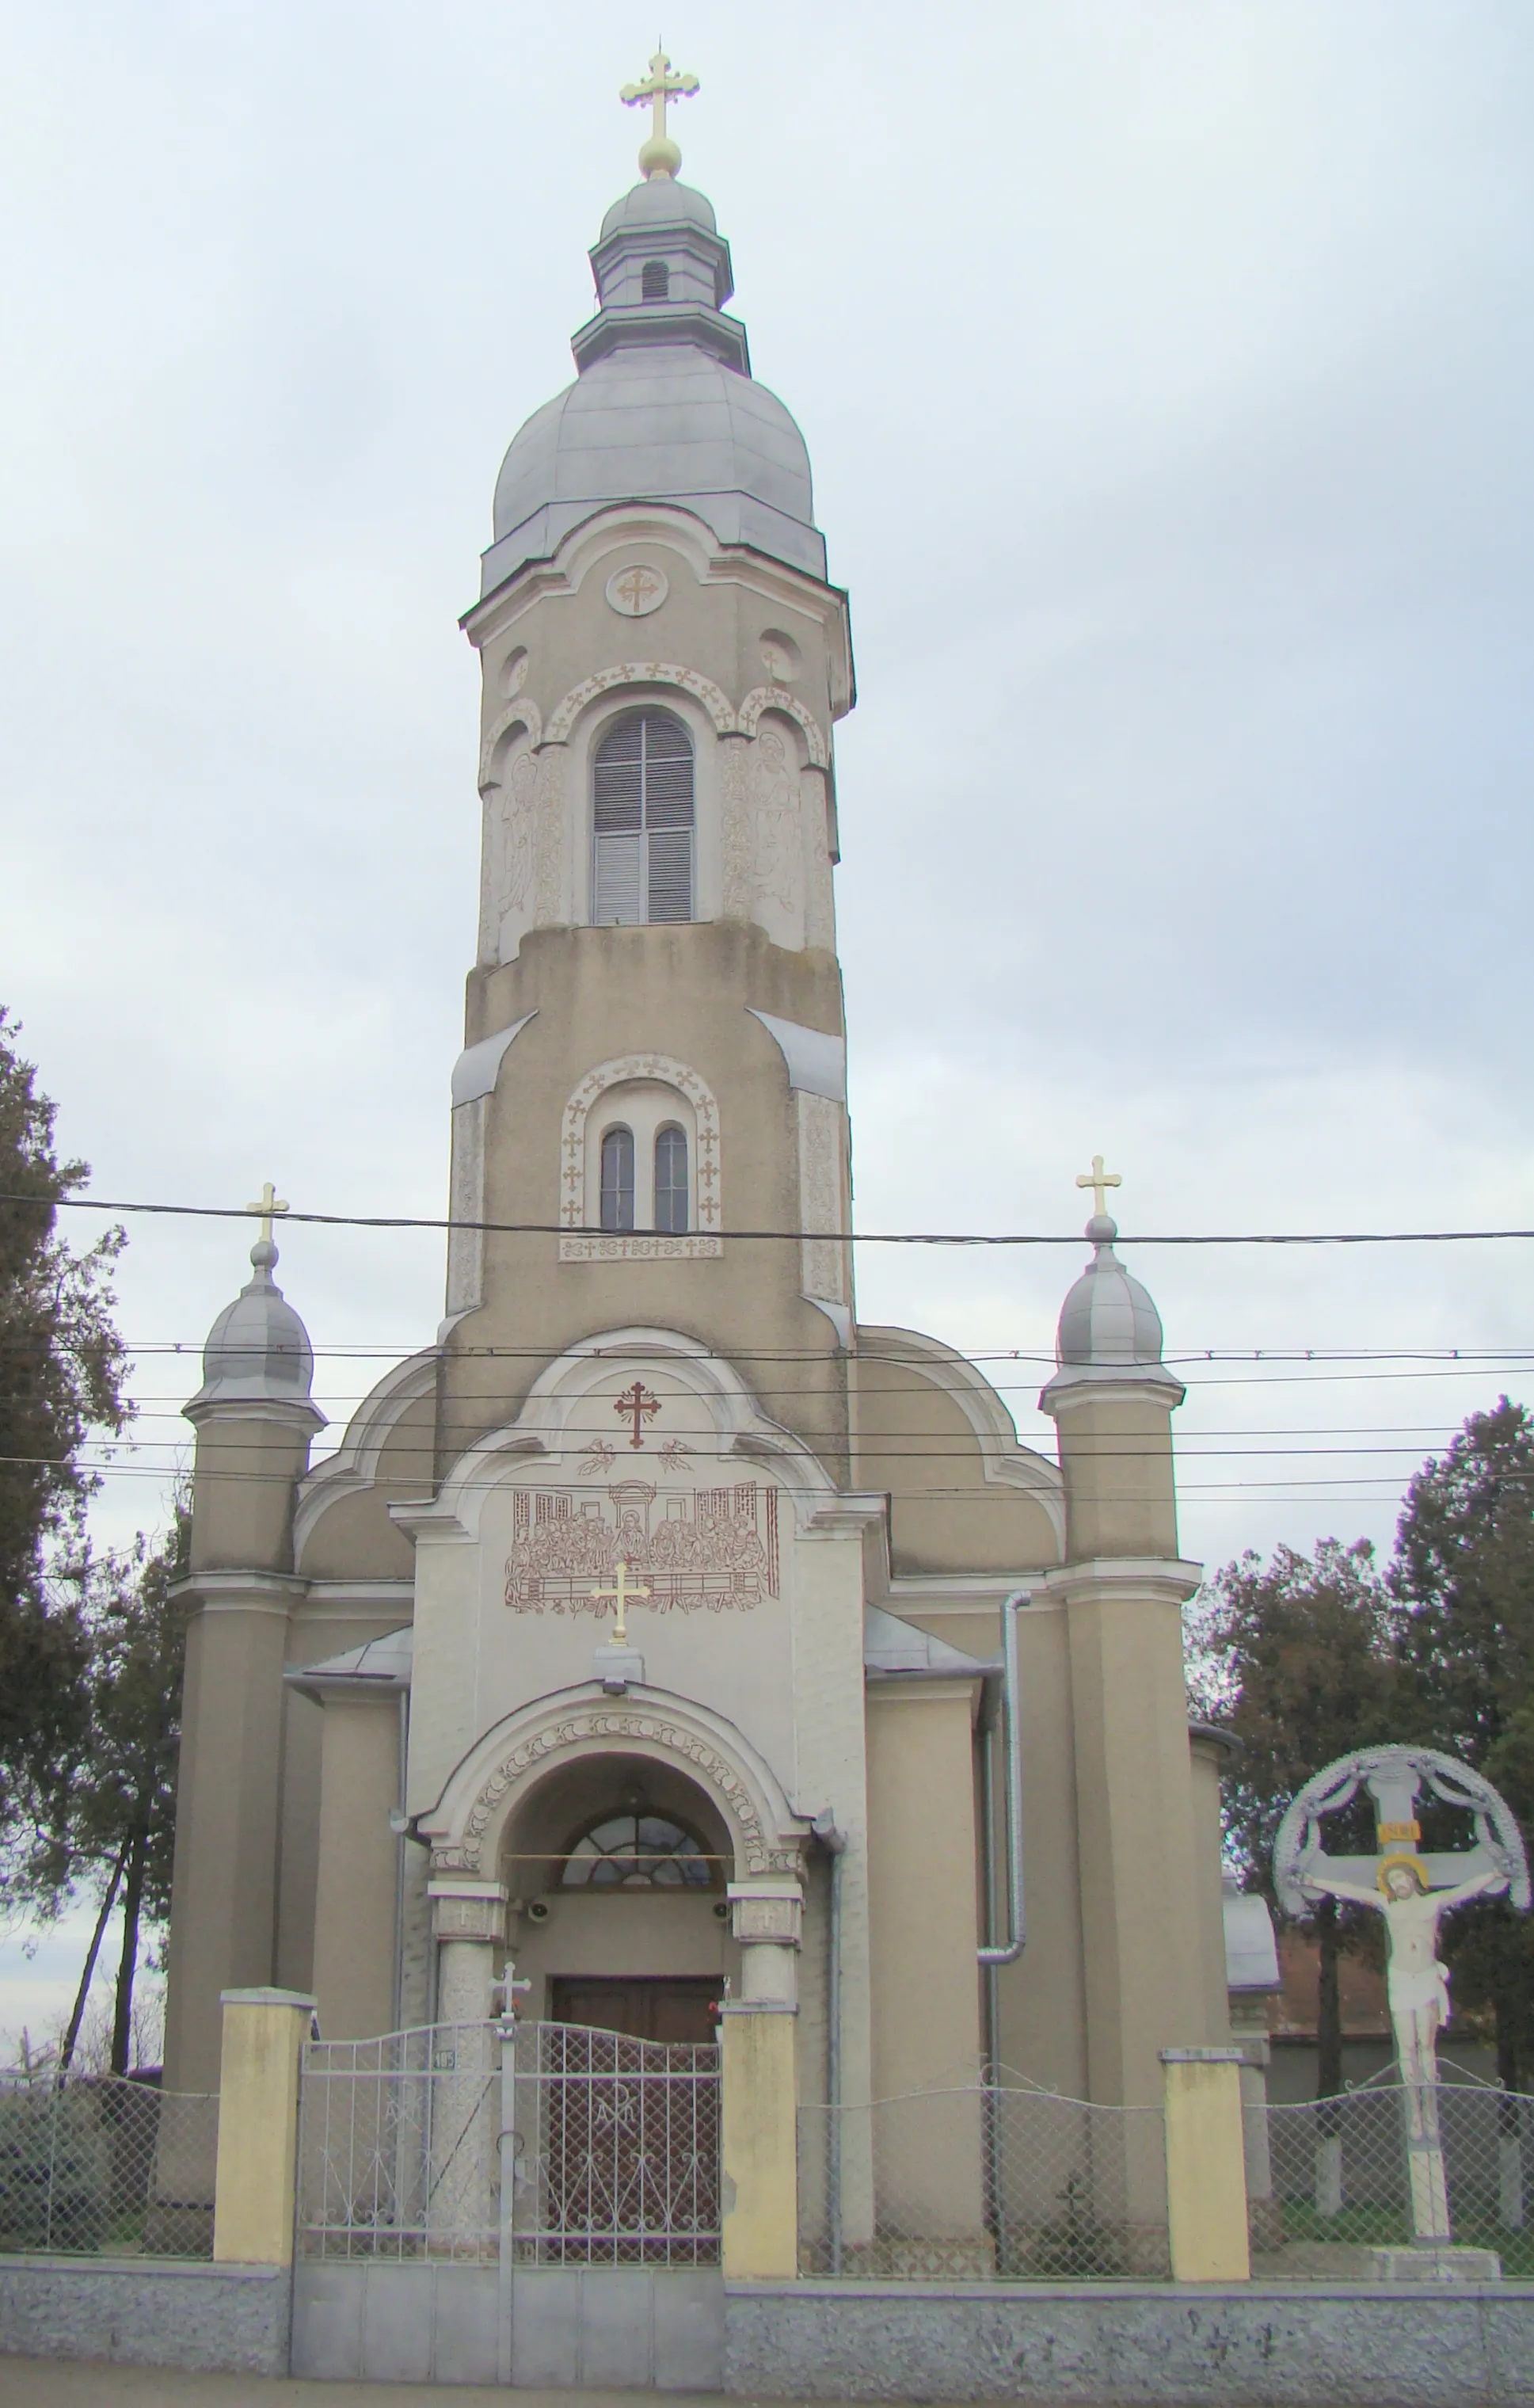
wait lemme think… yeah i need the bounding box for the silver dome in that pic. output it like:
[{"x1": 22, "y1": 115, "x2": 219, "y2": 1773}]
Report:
[
  {"x1": 480, "y1": 177, "x2": 825, "y2": 596},
  {"x1": 186, "y1": 1240, "x2": 323, "y2": 1421},
  {"x1": 1040, "y1": 1215, "x2": 1185, "y2": 1405}
]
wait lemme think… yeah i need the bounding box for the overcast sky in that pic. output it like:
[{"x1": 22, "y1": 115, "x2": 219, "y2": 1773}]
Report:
[{"x1": 3, "y1": 5, "x2": 1533, "y2": 2037}]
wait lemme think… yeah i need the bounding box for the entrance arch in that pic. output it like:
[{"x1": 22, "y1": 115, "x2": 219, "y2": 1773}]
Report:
[{"x1": 418, "y1": 1682, "x2": 808, "y2": 1883}]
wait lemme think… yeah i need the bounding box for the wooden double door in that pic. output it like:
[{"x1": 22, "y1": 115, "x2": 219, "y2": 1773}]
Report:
[{"x1": 549, "y1": 1976, "x2": 722, "y2": 2045}]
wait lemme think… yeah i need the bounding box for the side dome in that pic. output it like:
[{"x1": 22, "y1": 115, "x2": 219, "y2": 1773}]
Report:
[
  {"x1": 1039, "y1": 1213, "x2": 1186, "y2": 1410},
  {"x1": 186, "y1": 1239, "x2": 323, "y2": 1421},
  {"x1": 1056, "y1": 1214, "x2": 1167, "y2": 1370}
]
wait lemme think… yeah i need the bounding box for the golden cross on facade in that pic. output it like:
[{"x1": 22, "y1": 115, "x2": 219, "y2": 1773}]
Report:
[
  {"x1": 619, "y1": 46, "x2": 699, "y2": 179},
  {"x1": 1075, "y1": 1156, "x2": 1121, "y2": 1217},
  {"x1": 245, "y1": 1180, "x2": 290, "y2": 1245},
  {"x1": 591, "y1": 1560, "x2": 651, "y2": 1647},
  {"x1": 614, "y1": 1379, "x2": 660, "y2": 1449}
]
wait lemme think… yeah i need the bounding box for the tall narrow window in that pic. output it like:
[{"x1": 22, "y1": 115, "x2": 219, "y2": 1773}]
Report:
[
  {"x1": 592, "y1": 709, "x2": 695, "y2": 925},
  {"x1": 641, "y1": 260, "x2": 670, "y2": 301},
  {"x1": 600, "y1": 1126, "x2": 635, "y2": 1232},
  {"x1": 654, "y1": 1125, "x2": 689, "y2": 1234}
]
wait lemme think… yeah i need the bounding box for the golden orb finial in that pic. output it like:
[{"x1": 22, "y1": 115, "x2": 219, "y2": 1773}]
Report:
[{"x1": 619, "y1": 45, "x2": 699, "y2": 182}]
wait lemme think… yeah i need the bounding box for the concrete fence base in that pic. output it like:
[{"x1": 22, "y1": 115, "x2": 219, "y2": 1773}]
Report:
[
  {"x1": 725, "y1": 2279, "x2": 1534, "y2": 2406},
  {"x1": 0, "y1": 2254, "x2": 289, "y2": 2376}
]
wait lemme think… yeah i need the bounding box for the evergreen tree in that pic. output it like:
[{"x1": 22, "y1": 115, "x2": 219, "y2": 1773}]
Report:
[
  {"x1": 40, "y1": 1512, "x2": 192, "y2": 2075},
  {"x1": 0, "y1": 1009, "x2": 129, "y2": 1865},
  {"x1": 1391, "y1": 1400, "x2": 1534, "y2": 2088},
  {"x1": 1189, "y1": 1538, "x2": 1400, "y2": 2096}
]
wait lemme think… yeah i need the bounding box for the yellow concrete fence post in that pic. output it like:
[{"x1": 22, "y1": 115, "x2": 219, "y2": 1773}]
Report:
[
  {"x1": 721, "y1": 2006, "x2": 798, "y2": 2279},
  {"x1": 212, "y1": 1986, "x2": 316, "y2": 2265},
  {"x1": 1159, "y1": 2046, "x2": 1251, "y2": 2283}
]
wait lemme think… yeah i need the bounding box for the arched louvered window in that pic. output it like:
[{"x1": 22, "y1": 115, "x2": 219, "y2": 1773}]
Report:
[
  {"x1": 654, "y1": 1124, "x2": 688, "y2": 1235},
  {"x1": 641, "y1": 260, "x2": 670, "y2": 302},
  {"x1": 592, "y1": 708, "x2": 695, "y2": 926},
  {"x1": 600, "y1": 1126, "x2": 635, "y2": 1232}
]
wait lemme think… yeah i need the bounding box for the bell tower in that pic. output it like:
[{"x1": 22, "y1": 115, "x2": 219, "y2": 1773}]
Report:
[{"x1": 444, "y1": 61, "x2": 857, "y2": 1479}]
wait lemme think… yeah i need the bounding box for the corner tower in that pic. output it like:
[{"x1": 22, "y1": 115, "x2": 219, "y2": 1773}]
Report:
[{"x1": 447, "y1": 86, "x2": 855, "y2": 1478}]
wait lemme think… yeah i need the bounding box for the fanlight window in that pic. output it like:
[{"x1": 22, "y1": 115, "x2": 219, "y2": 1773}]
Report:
[
  {"x1": 592, "y1": 708, "x2": 695, "y2": 925},
  {"x1": 641, "y1": 260, "x2": 670, "y2": 301},
  {"x1": 654, "y1": 1125, "x2": 688, "y2": 1234},
  {"x1": 600, "y1": 1126, "x2": 635, "y2": 1232},
  {"x1": 561, "y1": 1813, "x2": 713, "y2": 1889}
]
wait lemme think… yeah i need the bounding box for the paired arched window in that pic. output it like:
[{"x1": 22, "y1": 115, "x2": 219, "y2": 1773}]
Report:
[
  {"x1": 592, "y1": 708, "x2": 694, "y2": 926},
  {"x1": 654, "y1": 1126, "x2": 688, "y2": 1234},
  {"x1": 600, "y1": 1126, "x2": 635, "y2": 1233},
  {"x1": 641, "y1": 260, "x2": 670, "y2": 301},
  {"x1": 599, "y1": 1123, "x2": 689, "y2": 1235}
]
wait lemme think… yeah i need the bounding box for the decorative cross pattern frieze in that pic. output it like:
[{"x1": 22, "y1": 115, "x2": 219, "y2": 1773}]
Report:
[{"x1": 558, "y1": 1054, "x2": 722, "y2": 1233}]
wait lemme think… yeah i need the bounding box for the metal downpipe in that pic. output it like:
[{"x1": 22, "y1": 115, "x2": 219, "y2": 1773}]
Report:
[
  {"x1": 813, "y1": 1811, "x2": 847, "y2": 2275},
  {"x1": 978, "y1": 1588, "x2": 1029, "y2": 2270}
]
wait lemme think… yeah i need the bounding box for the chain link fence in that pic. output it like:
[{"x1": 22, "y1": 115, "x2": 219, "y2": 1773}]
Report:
[
  {"x1": 1255, "y1": 2078, "x2": 1534, "y2": 2275},
  {"x1": 0, "y1": 2073, "x2": 217, "y2": 2258},
  {"x1": 798, "y1": 2078, "x2": 1169, "y2": 2280}
]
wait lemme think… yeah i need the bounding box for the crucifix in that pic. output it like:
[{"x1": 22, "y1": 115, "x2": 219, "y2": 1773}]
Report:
[
  {"x1": 614, "y1": 1380, "x2": 660, "y2": 1449},
  {"x1": 245, "y1": 1181, "x2": 290, "y2": 1245},
  {"x1": 619, "y1": 47, "x2": 699, "y2": 177},
  {"x1": 591, "y1": 1560, "x2": 650, "y2": 1648},
  {"x1": 1075, "y1": 1156, "x2": 1121, "y2": 1217}
]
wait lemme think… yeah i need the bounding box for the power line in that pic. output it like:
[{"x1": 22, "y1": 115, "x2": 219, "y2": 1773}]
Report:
[{"x1": 18, "y1": 1192, "x2": 1534, "y2": 1248}]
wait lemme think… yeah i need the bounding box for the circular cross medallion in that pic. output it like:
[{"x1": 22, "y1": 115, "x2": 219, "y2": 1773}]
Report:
[{"x1": 605, "y1": 564, "x2": 668, "y2": 618}]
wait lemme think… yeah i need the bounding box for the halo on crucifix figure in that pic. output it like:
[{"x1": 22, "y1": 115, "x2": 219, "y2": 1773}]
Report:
[{"x1": 620, "y1": 45, "x2": 700, "y2": 182}]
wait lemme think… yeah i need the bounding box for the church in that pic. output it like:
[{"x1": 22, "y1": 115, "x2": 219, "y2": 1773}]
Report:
[{"x1": 161, "y1": 60, "x2": 1234, "y2": 2228}]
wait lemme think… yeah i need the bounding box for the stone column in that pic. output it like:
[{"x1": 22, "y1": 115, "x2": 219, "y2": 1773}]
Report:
[
  {"x1": 428, "y1": 1880, "x2": 507, "y2": 2250},
  {"x1": 430, "y1": 1879, "x2": 508, "y2": 2025},
  {"x1": 722, "y1": 1879, "x2": 801, "y2": 2279}
]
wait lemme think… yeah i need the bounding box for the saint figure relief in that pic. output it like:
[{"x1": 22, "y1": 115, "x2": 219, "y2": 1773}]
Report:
[
  {"x1": 750, "y1": 727, "x2": 802, "y2": 919},
  {"x1": 493, "y1": 749, "x2": 538, "y2": 925},
  {"x1": 1297, "y1": 1849, "x2": 1506, "y2": 2080}
]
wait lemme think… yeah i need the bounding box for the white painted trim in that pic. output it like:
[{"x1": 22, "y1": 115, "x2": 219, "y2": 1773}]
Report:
[
  {"x1": 418, "y1": 1679, "x2": 810, "y2": 1880},
  {"x1": 855, "y1": 1324, "x2": 1067, "y2": 1554},
  {"x1": 294, "y1": 1351, "x2": 438, "y2": 1561},
  {"x1": 451, "y1": 1012, "x2": 539, "y2": 1106},
  {"x1": 392, "y1": 1325, "x2": 844, "y2": 1542},
  {"x1": 747, "y1": 1009, "x2": 847, "y2": 1102}
]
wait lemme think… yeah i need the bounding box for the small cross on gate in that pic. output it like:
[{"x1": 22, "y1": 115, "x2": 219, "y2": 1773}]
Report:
[
  {"x1": 246, "y1": 1180, "x2": 290, "y2": 1245},
  {"x1": 590, "y1": 1559, "x2": 651, "y2": 1648},
  {"x1": 614, "y1": 1380, "x2": 660, "y2": 1449},
  {"x1": 1075, "y1": 1156, "x2": 1121, "y2": 1218}
]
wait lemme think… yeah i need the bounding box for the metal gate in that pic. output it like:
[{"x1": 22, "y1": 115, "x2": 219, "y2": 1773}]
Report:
[
  {"x1": 508, "y1": 2021, "x2": 721, "y2": 2266},
  {"x1": 296, "y1": 2017, "x2": 721, "y2": 2267}
]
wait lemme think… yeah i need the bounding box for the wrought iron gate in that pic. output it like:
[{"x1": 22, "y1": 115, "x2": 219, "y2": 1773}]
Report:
[{"x1": 297, "y1": 2018, "x2": 721, "y2": 2268}]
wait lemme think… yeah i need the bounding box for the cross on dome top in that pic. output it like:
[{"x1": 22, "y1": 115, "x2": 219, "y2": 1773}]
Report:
[
  {"x1": 620, "y1": 46, "x2": 699, "y2": 181},
  {"x1": 245, "y1": 1179, "x2": 290, "y2": 1269},
  {"x1": 1075, "y1": 1154, "x2": 1121, "y2": 1233}
]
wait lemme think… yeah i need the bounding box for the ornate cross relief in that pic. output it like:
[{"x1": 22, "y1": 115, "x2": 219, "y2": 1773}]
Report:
[{"x1": 605, "y1": 565, "x2": 668, "y2": 618}]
